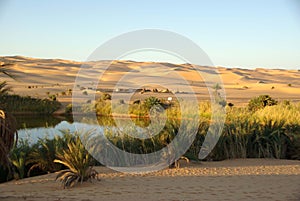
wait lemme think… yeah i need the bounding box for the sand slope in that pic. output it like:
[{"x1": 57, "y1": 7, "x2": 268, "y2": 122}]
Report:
[
  {"x1": 0, "y1": 159, "x2": 299, "y2": 201},
  {"x1": 0, "y1": 56, "x2": 300, "y2": 106}
]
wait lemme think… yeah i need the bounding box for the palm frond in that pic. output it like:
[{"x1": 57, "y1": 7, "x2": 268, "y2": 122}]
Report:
[{"x1": 54, "y1": 134, "x2": 99, "y2": 188}]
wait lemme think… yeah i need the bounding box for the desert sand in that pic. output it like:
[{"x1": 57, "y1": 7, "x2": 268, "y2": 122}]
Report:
[
  {"x1": 0, "y1": 159, "x2": 299, "y2": 201},
  {"x1": 0, "y1": 56, "x2": 299, "y2": 108}
]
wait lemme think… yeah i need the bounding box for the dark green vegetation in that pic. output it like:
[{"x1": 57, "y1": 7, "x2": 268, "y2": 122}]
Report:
[
  {"x1": 1, "y1": 131, "x2": 99, "y2": 187},
  {"x1": 0, "y1": 110, "x2": 17, "y2": 175},
  {"x1": 248, "y1": 95, "x2": 278, "y2": 111},
  {"x1": 0, "y1": 94, "x2": 61, "y2": 114}
]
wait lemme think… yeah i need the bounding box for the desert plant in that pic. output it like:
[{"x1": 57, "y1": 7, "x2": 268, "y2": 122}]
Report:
[
  {"x1": 212, "y1": 83, "x2": 222, "y2": 90},
  {"x1": 144, "y1": 96, "x2": 161, "y2": 110},
  {"x1": 10, "y1": 138, "x2": 31, "y2": 179},
  {"x1": 0, "y1": 110, "x2": 18, "y2": 172},
  {"x1": 101, "y1": 93, "x2": 111, "y2": 100},
  {"x1": 248, "y1": 95, "x2": 277, "y2": 111},
  {"x1": 54, "y1": 135, "x2": 99, "y2": 188},
  {"x1": 26, "y1": 135, "x2": 66, "y2": 176},
  {"x1": 48, "y1": 94, "x2": 57, "y2": 101}
]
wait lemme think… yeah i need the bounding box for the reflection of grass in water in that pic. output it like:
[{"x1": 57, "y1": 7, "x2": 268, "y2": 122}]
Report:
[{"x1": 15, "y1": 114, "x2": 62, "y2": 129}]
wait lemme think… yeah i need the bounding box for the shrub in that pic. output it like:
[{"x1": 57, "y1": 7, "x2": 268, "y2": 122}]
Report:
[
  {"x1": 48, "y1": 94, "x2": 57, "y2": 101},
  {"x1": 10, "y1": 138, "x2": 31, "y2": 179},
  {"x1": 144, "y1": 96, "x2": 161, "y2": 110},
  {"x1": 248, "y1": 95, "x2": 277, "y2": 111},
  {"x1": 26, "y1": 135, "x2": 67, "y2": 176},
  {"x1": 101, "y1": 93, "x2": 111, "y2": 100},
  {"x1": 65, "y1": 104, "x2": 72, "y2": 115},
  {"x1": 54, "y1": 135, "x2": 99, "y2": 188}
]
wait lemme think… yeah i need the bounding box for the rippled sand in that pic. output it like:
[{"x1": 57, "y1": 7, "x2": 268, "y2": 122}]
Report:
[{"x1": 1, "y1": 159, "x2": 299, "y2": 201}]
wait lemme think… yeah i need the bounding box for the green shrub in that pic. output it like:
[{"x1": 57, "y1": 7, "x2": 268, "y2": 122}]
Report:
[
  {"x1": 144, "y1": 96, "x2": 161, "y2": 110},
  {"x1": 26, "y1": 135, "x2": 67, "y2": 176},
  {"x1": 48, "y1": 94, "x2": 57, "y2": 101},
  {"x1": 10, "y1": 138, "x2": 31, "y2": 179},
  {"x1": 65, "y1": 104, "x2": 72, "y2": 115},
  {"x1": 248, "y1": 95, "x2": 277, "y2": 111},
  {"x1": 54, "y1": 135, "x2": 99, "y2": 188},
  {"x1": 101, "y1": 93, "x2": 111, "y2": 100}
]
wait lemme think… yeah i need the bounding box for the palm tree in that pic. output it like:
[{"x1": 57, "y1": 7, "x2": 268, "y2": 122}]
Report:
[
  {"x1": 26, "y1": 135, "x2": 64, "y2": 176},
  {"x1": 0, "y1": 110, "x2": 18, "y2": 170},
  {"x1": 54, "y1": 135, "x2": 99, "y2": 188},
  {"x1": 0, "y1": 62, "x2": 18, "y2": 172}
]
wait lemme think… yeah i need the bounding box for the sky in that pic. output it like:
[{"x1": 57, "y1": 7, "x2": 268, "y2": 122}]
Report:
[{"x1": 0, "y1": 0, "x2": 300, "y2": 69}]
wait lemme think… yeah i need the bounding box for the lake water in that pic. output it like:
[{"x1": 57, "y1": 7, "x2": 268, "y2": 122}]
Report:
[{"x1": 15, "y1": 114, "x2": 153, "y2": 144}]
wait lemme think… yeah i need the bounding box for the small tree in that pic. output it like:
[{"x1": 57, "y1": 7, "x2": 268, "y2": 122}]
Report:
[
  {"x1": 101, "y1": 93, "x2": 111, "y2": 101},
  {"x1": 248, "y1": 95, "x2": 277, "y2": 111},
  {"x1": 54, "y1": 135, "x2": 99, "y2": 188},
  {"x1": 144, "y1": 96, "x2": 161, "y2": 110},
  {"x1": 0, "y1": 63, "x2": 18, "y2": 173}
]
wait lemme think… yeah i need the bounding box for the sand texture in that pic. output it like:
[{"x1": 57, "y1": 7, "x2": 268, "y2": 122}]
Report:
[{"x1": 0, "y1": 159, "x2": 299, "y2": 201}]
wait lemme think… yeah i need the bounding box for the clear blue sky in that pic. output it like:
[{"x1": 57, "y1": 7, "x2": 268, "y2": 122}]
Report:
[{"x1": 0, "y1": 0, "x2": 299, "y2": 69}]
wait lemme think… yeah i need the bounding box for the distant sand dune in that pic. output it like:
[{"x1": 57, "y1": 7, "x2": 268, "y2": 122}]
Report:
[{"x1": 0, "y1": 56, "x2": 299, "y2": 106}]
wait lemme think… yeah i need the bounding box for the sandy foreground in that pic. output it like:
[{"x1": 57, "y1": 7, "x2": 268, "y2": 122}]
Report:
[{"x1": 0, "y1": 159, "x2": 299, "y2": 201}]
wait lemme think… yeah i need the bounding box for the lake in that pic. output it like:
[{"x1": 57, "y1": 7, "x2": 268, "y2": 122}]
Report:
[{"x1": 15, "y1": 114, "x2": 154, "y2": 144}]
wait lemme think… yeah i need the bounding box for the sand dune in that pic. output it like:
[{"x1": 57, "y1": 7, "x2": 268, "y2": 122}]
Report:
[{"x1": 0, "y1": 56, "x2": 299, "y2": 106}]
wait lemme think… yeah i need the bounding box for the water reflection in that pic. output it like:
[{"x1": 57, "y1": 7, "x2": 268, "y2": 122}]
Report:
[{"x1": 16, "y1": 115, "x2": 153, "y2": 145}]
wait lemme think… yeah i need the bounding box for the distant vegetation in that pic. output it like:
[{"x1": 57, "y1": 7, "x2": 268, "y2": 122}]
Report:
[
  {"x1": 248, "y1": 95, "x2": 278, "y2": 111},
  {"x1": 0, "y1": 94, "x2": 61, "y2": 114}
]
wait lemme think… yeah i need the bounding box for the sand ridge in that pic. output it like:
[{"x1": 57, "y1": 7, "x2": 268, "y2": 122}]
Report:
[{"x1": 1, "y1": 56, "x2": 300, "y2": 106}]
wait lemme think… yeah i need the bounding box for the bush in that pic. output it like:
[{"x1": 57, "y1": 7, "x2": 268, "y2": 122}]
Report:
[
  {"x1": 248, "y1": 95, "x2": 277, "y2": 111},
  {"x1": 144, "y1": 96, "x2": 161, "y2": 110},
  {"x1": 101, "y1": 93, "x2": 111, "y2": 100},
  {"x1": 54, "y1": 135, "x2": 99, "y2": 188},
  {"x1": 48, "y1": 94, "x2": 57, "y2": 101}
]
